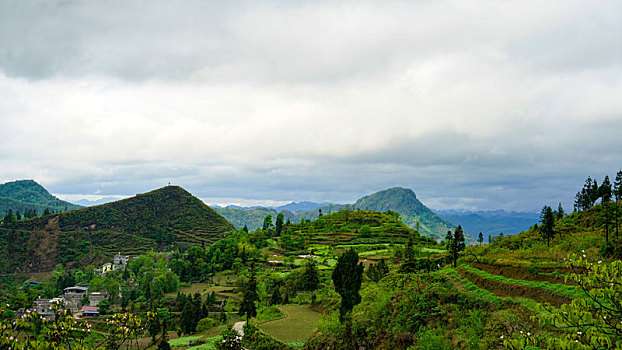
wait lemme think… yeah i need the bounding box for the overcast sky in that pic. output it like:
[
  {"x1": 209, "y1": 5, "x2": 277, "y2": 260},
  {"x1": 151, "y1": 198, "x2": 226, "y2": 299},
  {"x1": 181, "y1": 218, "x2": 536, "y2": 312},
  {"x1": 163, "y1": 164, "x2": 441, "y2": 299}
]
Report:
[{"x1": 1, "y1": 0, "x2": 621, "y2": 212}]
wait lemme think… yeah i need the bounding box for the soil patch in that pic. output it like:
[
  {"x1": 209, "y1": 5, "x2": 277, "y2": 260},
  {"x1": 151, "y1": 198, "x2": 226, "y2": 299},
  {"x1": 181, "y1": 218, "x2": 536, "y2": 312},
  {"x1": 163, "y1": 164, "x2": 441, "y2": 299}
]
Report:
[
  {"x1": 457, "y1": 268, "x2": 572, "y2": 307},
  {"x1": 470, "y1": 262, "x2": 573, "y2": 285}
]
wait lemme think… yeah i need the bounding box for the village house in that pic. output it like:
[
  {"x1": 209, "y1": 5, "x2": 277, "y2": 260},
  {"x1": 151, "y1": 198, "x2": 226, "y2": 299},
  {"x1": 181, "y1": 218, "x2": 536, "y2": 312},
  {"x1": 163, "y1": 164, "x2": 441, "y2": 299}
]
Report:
[
  {"x1": 88, "y1": 291, "x2": 109, "y2": 306},
  {"x1": 31, "y1": 297, "x2": 64, "y2": 321},
  {"x1": 63, "y1": 286, "x2": 88, "y2": 313}
]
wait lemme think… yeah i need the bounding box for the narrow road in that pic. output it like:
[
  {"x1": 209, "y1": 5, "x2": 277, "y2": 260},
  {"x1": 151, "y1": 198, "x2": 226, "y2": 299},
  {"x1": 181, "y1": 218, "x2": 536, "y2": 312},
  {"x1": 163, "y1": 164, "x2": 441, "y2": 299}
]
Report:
[{"x1": 233, "y1": 321, "x2": 245, "y2": 337}]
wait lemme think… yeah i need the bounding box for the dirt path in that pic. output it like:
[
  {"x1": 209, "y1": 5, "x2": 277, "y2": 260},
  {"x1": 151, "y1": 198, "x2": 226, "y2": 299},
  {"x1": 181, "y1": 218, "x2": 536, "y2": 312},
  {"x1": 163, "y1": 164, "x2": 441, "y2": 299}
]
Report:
[{"x1": 233, "y1": 321, "x2": 245, "y2": 337}]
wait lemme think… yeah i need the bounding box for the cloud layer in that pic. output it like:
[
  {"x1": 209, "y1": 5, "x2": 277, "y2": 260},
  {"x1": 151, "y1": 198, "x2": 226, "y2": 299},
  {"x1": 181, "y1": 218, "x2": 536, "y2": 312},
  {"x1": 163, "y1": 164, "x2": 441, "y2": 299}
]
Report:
[{"x1": 1, "y1": 0, "x2": 621, "y2": 211}]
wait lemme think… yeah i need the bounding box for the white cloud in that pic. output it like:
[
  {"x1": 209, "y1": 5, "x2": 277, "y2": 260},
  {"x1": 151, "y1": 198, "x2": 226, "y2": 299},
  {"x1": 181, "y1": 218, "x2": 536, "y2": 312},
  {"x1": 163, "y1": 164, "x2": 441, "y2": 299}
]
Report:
[{"x1": 1, "y1": 0, "x2": 621, "y2": 211}]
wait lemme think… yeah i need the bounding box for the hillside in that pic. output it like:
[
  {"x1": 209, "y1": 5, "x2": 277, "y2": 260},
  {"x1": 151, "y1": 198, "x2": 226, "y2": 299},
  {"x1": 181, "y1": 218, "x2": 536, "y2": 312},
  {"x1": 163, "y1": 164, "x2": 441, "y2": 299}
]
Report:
[
  {"x1": 351, "y1": 187, "x2": 456, "y2": 240},
  {"x1": 216, "y1": 187, "x2": 456, "y2": 240},
  {"x1": 0, "y1": 185, "x2": 235, "y2": 273},
  {"x1": 435, "y1": 209, "x2": 540, "y2": 237},
  {"x1": 0, "y1": 180, "x2": 82, "y2": 216}
]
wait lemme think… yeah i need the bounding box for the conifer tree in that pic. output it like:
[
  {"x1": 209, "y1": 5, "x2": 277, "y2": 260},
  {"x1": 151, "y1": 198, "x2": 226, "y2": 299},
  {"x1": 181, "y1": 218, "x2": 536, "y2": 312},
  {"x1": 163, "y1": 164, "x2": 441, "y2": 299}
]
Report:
[
  {"x1": 275, "y1": 213, "x2": 284, "y2": 236},
  {"x1": 477, "y1": 232, "x2": 484, "y2": 245},
  {"x1": 301, "y1": 258, "x2": 320, "y2": 291},
  {"x1": 556, "y1": 202, "x2": 565, "y2": 220},
  {"x1": 614, "y1": 170, "x2": 622, "y2": 237},
  {"x1": 540, "y1": 205, "x2": 555, "y2": 247},
  {"x1": 448, "y1": 226, "x2": 465, "y2": 267},
  {"x1": 332, "y1": 249, "x2": 364, "y2": 322},
  {"x1": 239, "y1": 264, "x2": 258, "y2": 323}
]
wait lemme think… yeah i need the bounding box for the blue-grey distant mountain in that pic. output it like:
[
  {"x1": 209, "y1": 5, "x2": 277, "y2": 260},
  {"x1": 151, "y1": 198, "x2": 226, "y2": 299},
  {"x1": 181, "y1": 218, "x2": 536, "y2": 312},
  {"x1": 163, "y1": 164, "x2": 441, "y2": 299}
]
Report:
[
  {"x1": 434, "y1": 209, "x2": 540, "y2": 238},
  {"x1": 0, "y1": 180, "x2": 82, "y2": 216},
  {"x1": 276, "y1": 201, "x2": 331, "y2": 212},
  {"x1": 74, "y1": 197, "x2": 123, "y2": 207}
]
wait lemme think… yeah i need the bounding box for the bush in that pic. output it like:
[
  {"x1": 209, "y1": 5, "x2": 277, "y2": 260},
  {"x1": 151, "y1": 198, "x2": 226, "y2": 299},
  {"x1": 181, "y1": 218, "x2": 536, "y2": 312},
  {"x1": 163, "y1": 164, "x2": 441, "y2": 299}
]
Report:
[{"x1": 196, "y1": 317, "x2": 218, "y2": 333}]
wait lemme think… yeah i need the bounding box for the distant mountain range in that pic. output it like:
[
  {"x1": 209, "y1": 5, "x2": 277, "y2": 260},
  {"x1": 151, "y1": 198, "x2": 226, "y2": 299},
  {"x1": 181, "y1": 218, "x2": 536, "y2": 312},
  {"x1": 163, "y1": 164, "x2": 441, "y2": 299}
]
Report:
[
  {"x1": 0, "y1": 185, "x2": 234, "y2": 273},
  {"x1": 73, "y1": 197, "x2": 124, "y2": 207},
  {"x1": 0, "y1": 180, "x2": 82, "y2": 216},
  {"x1": 215, "y1": 187, "x2": 460, "y2": 241},
  {"x1": 434, "y1": 209, "x2": 540, "y2": 238}
]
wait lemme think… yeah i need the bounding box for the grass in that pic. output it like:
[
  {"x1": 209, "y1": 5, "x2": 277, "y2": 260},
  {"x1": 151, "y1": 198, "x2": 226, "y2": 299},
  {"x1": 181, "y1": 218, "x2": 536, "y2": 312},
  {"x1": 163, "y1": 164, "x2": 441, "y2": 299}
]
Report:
[
  {"x1": 186, "y1": 335, "x2": 223, "y2": 350},
  {"x1": 169, "y1": 335, "x2": 202, "y2": 347},
  {"x1": 257, "y1": 304, "x2": 322, "y2": 343},
  {"x1": 460, "y1": 265, "x2": 582, "y2": 298}
]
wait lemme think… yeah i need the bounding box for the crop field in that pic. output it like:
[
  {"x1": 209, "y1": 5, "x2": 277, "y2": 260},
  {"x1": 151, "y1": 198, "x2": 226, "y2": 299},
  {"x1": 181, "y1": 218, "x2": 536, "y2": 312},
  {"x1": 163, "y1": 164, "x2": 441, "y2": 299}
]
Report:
[{"x1": 258, "y1": 304, "x2": 322, "y2": 343}]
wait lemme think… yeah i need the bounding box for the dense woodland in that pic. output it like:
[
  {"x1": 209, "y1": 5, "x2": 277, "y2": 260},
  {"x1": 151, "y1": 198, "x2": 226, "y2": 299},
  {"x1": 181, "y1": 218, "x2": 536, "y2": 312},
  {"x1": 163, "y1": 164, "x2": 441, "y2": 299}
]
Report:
[{"x1": 0, "y1": 172, "x2": 621, "y2": 349}]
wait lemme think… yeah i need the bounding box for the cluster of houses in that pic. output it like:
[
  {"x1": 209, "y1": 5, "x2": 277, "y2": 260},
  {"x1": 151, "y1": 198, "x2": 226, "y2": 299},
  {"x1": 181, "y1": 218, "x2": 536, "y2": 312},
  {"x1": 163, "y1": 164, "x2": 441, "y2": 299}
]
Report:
[
  {"x1": 95, "y1": 252, "x2": 130, "y2": 275},
  {"x1": 25, "y1": 253, "x2": 130, "y2": 320}
]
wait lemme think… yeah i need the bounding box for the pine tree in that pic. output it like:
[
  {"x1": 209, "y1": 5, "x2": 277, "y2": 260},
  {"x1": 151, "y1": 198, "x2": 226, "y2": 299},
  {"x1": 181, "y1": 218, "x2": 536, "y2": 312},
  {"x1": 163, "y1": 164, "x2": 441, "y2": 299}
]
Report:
[
  {"x1": 477, "y1": 232, "x2": 484, "y2": 245},
  {"x1": 180, "y1": 300, "x2": 195, "y2": 334},
  {"x1": 448, "y1": 226, "x2": 465, "y2": 267},
  {"x1": 614, "y1": 170, "x2": 622, "y2": 237},
  {"x1": 556, "y1": 202, "x2": 565, "y2": 220},
  {"x1": 331, "y1": 249, "x2": 364, "y2": 322},
  {"x1": 540, "y1": 205, "x2": 555, "y2": 247},
  {"x1": 600, "y1": 176, "x2": 613, "y2": 244},
  {"x1": 239, "y1": 264, "x2": 258, "y2": 323},
  {"x1": 262, "y1": 215, "x2": 273, "y2": 231},
  {"x1": 301, "y1": 259, "x2": 320, "y2": 291},
  {"x1": 275, "y1": 213, "x2": 284, "y2": 236}
]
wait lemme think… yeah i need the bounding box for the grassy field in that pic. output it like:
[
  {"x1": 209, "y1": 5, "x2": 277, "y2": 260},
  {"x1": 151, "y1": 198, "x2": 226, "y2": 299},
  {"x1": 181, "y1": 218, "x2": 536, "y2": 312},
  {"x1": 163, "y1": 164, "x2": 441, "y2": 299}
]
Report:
[{"x1": 258, "y1": 304, "x2": 322, "y2": 343}]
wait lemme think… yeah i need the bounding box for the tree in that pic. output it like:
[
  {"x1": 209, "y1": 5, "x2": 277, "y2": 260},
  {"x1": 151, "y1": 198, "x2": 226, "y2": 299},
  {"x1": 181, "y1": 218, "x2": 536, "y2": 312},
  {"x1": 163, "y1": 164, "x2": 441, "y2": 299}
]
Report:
[
  {"x1": 540, "y1": 205, "x2": 555, "y2": 247},
  {"x1": 262, "y1": 214, "x2": 273, "y2": 231},
  {"x1": 366, "y1": 258, "x2": 389, "y2": 282},
  {"x1": 215, "y1": 326, "x2": 243, "y2": 350},
  {"x1": 477, "y1": 232, "x2": 484, "y2": 245},
  {"x1": 358, "y1": 225, "x2": 372, "y2": 238},
  {"x1": 239, "y1": 264, "x2": 258, "y2": 323},
  {"x1": 401, "y1": 236, "x2": 418, "y2": 273},
  {"x1": 269, "y1": 285, "x2": 282, "y2": 305},
  {"x1": 447, "y1": 226, "x2": 465, "y2": 267},
  {"x1": 600, "y1": 175, "x2": 613, "y2": 244},
  {"x1": 332, "y1": 249, "x2": 364, "y2": 322},
  {"x1": 300, "y1": 259, "x2": 320, "y2": 291},
  {"x1": 527, "y1": 254, "x2": 622, "y2": 349},
  {"x1": 275, "y1": 213, "x2": 284, "y2": 236},
  {"x1": 614, "y1": 170, "x2": 622, "y2": 237},
  {"x1": 556, "y1": 202, "x2": 565, "y2": 220}
]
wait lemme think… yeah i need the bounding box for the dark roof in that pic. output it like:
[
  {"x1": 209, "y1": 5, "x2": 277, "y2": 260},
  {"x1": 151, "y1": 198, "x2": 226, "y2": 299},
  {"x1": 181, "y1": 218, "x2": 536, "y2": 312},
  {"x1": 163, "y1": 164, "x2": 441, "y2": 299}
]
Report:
[{"x1": 64, "y1": 286, "x2": 88, "y2": 293}]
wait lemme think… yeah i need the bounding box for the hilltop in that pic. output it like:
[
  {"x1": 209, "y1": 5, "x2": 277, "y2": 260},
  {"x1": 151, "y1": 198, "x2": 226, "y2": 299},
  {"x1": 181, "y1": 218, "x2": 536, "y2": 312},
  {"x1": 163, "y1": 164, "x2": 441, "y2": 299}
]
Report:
[
  {"x1": 0, "y1": 180, "x2": 82, "y2": 215},
  {"x1": 0, "y1": 185, "x2": 234, "y2": 273},
  {"x1": 215, "y1": 187, "x2": 457, "y2": 240}
]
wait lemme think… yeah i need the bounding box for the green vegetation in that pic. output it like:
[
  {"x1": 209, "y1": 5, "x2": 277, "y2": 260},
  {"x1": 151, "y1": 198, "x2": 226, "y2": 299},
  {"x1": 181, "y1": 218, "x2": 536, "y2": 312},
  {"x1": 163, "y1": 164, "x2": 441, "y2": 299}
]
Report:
[
  {"x1": 0, "y1": 185, "x2": 234, "y2": 273},
  {"x1": 0, "y1": 180, "x2": 82, "y2": 218}
]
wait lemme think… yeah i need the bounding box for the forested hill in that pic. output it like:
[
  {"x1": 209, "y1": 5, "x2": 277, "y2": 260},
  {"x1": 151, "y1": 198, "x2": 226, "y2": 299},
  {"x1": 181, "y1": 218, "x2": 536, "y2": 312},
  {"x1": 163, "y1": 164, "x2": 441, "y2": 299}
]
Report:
[
  {"x1": 0, "y1": 179, "x2": 82, "y2": 216},
  {"x1": 352, "y1": 187, "x2": 456, "y2": 240},
  {"x1": 0, "y1": 185, "x2": 235, "y2": 273},
  {"x1": 215, "y1": 187, "x2": 458, "y2": 241}
]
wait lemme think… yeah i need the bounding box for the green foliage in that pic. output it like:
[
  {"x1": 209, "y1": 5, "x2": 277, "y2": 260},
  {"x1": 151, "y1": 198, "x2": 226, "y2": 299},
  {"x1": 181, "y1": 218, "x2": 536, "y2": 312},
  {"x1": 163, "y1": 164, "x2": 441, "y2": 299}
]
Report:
[
  {"x1": 239, "y1": 264, "x2": 259, "y2": 322},
  {"x1": 197, "y1": 317, "x2": 219, "y2": 333},
  {"x1": 540, "y1": 205, "x2": 555, "y2": 247},
  {"x1": 358, "y1": 225, "x2": 372, "y2": 238},
  {"x1": 0, "y1": 180, "x2": 82, "y2": 218},
  {"x1": 216, "y1": 326, "x2": 243, "y2": 350},
  {"x1": 0, "y1": 186, "x2": 234, "y2": 273},
  {"x1": 527, "y1": 254, "x2": 622, "y2": 349},
  {"x1": 332, "y1": 249, "x2": 364, "y2": 322}
]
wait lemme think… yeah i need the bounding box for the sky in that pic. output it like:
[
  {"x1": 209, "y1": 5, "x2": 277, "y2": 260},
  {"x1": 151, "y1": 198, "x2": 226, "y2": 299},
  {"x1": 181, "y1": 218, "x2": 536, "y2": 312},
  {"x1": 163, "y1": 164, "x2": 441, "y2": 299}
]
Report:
[{"x1": 1, "y1": 0, "x2": 621, "y2": 212}]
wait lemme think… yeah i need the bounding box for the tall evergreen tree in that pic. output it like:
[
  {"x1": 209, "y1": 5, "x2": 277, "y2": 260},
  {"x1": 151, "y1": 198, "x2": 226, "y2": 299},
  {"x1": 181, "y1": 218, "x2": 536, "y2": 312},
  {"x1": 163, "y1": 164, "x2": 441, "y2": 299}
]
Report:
[
  {"x1": 540, "y1": 205, "x2": 555, "y2": 247},
  {"x1": 332, "y1": 249, "x2": 364, "y2": 322},
  {"x1": 600, "y1": 176, "x2": 613, "y2": 244},
  {"x1": 262, "y1": 215, "x2": 273, "y2": 231},
  {"x1": 300, "y1": 259, "x2": 320, "y2": 291},
  {"x1": 448, "y1": 226, "x2": 465, "y2": 267},
  {"x1": 239, "y1": 264, "x2": 258, "y2": 323},
  {"x1": 477, "y1": 232, "x2": 484, "y2": 245},
  {"x1": 614, "y1": 170, "x2": 622, "y2": 237},
  {"x1": 275, "y1": 212, "x2": 284, "y2": 236},
  {"x1": 366, "y1": 258, "x2": 389, "y2": 282},
  {"x1": 557, "y1": 202, "x2": 565, "y2": 220}
]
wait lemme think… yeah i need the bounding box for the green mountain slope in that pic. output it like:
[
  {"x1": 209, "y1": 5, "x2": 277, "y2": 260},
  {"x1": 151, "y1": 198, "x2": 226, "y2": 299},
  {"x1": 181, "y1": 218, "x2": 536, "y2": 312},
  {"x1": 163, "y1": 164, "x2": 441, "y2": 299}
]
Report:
[
  {"x1": 214, "y1": 187, "x2": 457, "y2": 240},
  {"x1": 0, "y1": 180, "x2": 82, "y2": 216},
  {"x1": 0, "y1": 186, "x2": 234, "y2": 273},
  {"x1": 352, "y1": 187, "x2": 456, "y2": 240}
]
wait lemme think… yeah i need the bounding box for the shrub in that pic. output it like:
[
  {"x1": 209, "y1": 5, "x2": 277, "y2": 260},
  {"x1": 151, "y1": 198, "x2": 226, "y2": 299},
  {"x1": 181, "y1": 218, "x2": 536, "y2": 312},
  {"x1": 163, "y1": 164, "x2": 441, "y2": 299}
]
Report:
[{"x1": 196, "y1": 317, "x2": 218, "y2": 333}]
